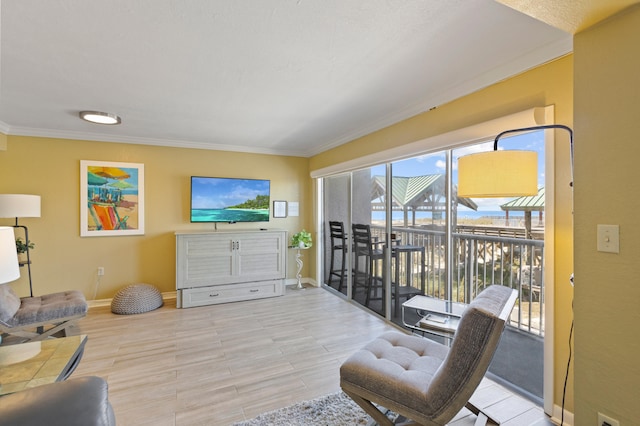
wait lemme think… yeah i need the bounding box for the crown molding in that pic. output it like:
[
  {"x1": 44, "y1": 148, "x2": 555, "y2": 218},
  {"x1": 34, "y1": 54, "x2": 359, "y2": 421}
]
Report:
[
  {"x1": 307, "y1": 37, "x2": 572, "y2": 157},
  {"x1": 4, "y1": 125, "x2": 310, "y2": 158}
]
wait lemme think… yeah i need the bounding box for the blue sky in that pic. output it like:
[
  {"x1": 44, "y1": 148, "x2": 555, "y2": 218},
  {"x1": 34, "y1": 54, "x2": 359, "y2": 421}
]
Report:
[{"x1": 371, "y1": 130, "x2": 545, "y2": 211}]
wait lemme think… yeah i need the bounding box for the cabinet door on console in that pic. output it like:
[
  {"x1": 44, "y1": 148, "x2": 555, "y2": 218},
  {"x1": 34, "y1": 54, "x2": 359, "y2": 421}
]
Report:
[
  {"x1": 235, "y1": 232, "x2": 285, "y2": 281},
  {"x1": 177, "y1": 234, "x2": 234, "y2": 288}
]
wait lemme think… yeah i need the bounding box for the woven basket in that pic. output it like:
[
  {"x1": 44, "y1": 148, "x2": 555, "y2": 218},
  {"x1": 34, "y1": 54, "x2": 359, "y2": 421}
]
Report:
[{"x1": 111, "y1": 283, "x2": 163, "y2": 315}]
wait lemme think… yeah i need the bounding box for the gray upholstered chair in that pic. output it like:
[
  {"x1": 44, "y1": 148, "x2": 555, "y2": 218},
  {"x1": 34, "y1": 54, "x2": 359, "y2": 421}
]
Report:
[
  {"x1": 0, "y1": 376, "x2": 116, "y2": 426},
  {"x1": 340, "y1": 285, "x2": 518, "y2": 426},
  {"x1": 0, "y1": 284, "x2": 88, "y2": 343}
]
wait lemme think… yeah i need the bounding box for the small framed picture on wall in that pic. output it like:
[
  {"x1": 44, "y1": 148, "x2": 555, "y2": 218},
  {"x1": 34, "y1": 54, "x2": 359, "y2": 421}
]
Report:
[{"x1": 273, "y1": 200, "x2": 287, "y2": 218}]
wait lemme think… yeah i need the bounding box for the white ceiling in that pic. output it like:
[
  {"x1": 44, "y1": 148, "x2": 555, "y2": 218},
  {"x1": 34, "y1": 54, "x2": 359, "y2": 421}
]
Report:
[{"x1": 0, "y1": 0, "x2": 573, "y2": 157}]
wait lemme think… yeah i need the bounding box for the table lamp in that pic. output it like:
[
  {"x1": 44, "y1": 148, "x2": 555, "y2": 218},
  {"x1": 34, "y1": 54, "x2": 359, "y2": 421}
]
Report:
[
  {"x1": 0, "y1": 226, "x2": 20, "y2": 285},
  {"x1": 0, "y1": 194, "x2": 41, "y2": 296}
]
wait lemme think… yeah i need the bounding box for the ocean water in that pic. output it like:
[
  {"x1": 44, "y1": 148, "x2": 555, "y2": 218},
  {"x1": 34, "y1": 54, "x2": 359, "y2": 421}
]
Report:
[
  {"x1": 191, "y1": 208, "x2": 269, "y2": 223},
  {"x1": 372, "y1": 210, "x2": 526, "y2": 222}
]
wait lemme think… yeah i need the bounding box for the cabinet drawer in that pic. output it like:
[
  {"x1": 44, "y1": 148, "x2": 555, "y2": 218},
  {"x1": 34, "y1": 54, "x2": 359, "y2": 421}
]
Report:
[{"x1": 178, "y1": 280, "x2": 284, "y2": 308}]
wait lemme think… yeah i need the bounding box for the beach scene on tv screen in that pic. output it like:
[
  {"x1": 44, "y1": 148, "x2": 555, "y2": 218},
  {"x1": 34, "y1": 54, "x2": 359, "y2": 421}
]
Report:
[{"x1": 191, "y1": 177, "x2": 270, "y2": 222}]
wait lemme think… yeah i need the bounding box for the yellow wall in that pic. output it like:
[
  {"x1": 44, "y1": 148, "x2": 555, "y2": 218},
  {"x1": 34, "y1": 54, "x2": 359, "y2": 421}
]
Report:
[
  {"x1": 311, "y1": 56, "x2": 575, "y2": 413},
  {"x1": 1, "y1": 50, "x2": 579, "y2": 418},
  {"x1": 574, "y1": 5, "x2": 640, "y2": 424},
  {"x1": 0, "y1": 136, "x2": 312, "y2": 299}
]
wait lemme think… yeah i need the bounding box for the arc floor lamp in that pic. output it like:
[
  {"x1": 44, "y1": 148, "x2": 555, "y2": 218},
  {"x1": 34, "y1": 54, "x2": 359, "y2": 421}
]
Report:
[
  {"x1": 457, "y1": 124, "x2": 573, "y2": 198},
  {"x1": 457, "y1": 123, "x2": 575, "y2": 425}
]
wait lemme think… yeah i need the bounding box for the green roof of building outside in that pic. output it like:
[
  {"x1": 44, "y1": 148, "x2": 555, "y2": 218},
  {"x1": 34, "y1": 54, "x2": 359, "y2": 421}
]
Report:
[
  {"x1": 501, "y1": 187, "x2": 545, "y2": 212},
  {"x1": 372, "y1": 174, "x2": 477, "y2": 210}
]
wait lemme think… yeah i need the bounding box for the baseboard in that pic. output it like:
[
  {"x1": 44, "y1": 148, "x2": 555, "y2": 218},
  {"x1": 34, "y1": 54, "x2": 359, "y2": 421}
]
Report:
[
  {"x1": 550, "y1": 404, "x2": 574, "y2": 426},
  {"x1": 88, "y1": 291, "x2": 177, "y2": 309},
  {"x1": 88, "y1": 281, "x2": 307, "y2": 308},
  {"x1": 285, "y1": 277, "x2": 318, "y2": 287},
  {"x1": 89, "y1": 279, "x2": 318, "y2": 308}
]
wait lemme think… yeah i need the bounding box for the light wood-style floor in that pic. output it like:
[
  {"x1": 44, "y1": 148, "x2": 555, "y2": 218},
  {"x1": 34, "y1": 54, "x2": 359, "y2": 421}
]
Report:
[{"x1": 72, "y1": 286, "x2": 554, "y2": 425}]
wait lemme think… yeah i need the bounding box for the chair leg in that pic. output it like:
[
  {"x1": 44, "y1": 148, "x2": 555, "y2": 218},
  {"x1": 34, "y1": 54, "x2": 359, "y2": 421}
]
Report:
[
  {"x1": 364, "y1": 276, "x2": 370, "y2": 306},
  {"x1": 364, "y1": 256, "x2": 373, "y2": 306},
  {"x1": 5, "y1": 320, "x2": 77, "y2": 343},
  {"x1": 343, "y1": 389, "x2": 395, "y2": 426},
  {"x1": 328, "y1": 245, "x2": 347, "y2": 292},
  {"x1": 465, "y1": 401, "x2": 501, "y2": 425},
  {"x1": 36, "y1": 320, "x2": 77, "y2": 340},
  {"x1": 338, "y1": 247, "x2": 346, "y2": 292},
  {"x1": 474, "y1": 413, "x2": 490, "y2": 426},
  {"x1": 353, "y1": 254, "x2": 361, "y2": 296},
  {"x1": 328, "y1": 244, "x2": 337, "y2": 287}
]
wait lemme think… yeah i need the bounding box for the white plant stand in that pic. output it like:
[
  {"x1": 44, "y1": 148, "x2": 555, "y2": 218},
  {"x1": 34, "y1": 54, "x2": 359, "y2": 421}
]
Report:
[{"x1": 294, "y1": 246, "x2": 309, "y2": 289}]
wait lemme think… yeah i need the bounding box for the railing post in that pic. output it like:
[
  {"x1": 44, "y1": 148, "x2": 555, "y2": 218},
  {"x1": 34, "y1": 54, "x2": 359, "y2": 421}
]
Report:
[{"x1": 465, "y1": 239, "x2": 474, "y2": 303}]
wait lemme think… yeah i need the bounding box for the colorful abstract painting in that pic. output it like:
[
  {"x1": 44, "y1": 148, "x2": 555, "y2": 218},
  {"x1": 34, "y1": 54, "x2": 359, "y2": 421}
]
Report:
[{"x1": 80, "y1": 160, "x2": 145, "y2": 236}]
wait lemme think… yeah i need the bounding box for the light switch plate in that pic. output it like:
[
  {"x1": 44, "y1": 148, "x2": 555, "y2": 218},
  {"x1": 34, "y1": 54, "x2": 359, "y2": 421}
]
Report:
[
  {"x1": 597, "y1": 224, "x2": 619, "y2": 253},
  {"x1": 598, "y1": 412, "x2": 620, "y2": 426}
]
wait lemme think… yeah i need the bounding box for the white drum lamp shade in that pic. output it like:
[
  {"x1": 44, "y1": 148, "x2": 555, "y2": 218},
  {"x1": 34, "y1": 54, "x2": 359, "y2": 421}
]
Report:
[
  {"x1": 457, "y1": 150, "x2": 538, "y2": 198},
  {"x1": 0, "y1": 194, "x2": 41, "y2": 219},
  {"x1": 458, "y1": 124, "x2": 573, "y2": 199},
  {"x1": 0, "y1": 226, "x2": 20, "y2": 284}
]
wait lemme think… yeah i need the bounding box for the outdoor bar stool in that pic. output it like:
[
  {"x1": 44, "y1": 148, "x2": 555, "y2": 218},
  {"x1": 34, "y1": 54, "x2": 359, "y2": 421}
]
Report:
[
  {"x1": 328, "y1": 221, "x2": 348, "y2": 292},
  {"x1": 352, "y1": 223, "x2": 385, "y2": 309}
]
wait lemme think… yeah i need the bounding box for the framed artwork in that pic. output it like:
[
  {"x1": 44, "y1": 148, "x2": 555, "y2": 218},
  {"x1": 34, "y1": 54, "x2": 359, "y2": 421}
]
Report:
[
  {"x1": 273, "y1": 200, "x2": 287, "y2": 218},
  {"x1": 80, "y1": 160, "x2": 145, "y2": 237}
]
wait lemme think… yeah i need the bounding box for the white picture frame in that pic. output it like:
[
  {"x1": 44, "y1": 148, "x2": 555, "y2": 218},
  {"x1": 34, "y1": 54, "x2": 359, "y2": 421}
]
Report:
[{"x1": 80, "y1": 160, "x2": 145, "y2": 237}]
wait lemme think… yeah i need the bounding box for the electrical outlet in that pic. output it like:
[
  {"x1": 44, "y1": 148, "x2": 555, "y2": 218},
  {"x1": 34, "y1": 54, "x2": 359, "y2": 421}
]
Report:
[
  {"x1": 598, "y1": 412, "x2": 619, "y2": 426},
  {"x1": 97, "y1": 267, "x2": 105, "y2": 276}
]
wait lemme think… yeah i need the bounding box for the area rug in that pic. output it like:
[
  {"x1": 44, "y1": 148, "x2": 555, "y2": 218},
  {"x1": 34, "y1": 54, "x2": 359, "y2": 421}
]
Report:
[{"x1": 233, "y1": 391, "x2": 385, "y2": 425}]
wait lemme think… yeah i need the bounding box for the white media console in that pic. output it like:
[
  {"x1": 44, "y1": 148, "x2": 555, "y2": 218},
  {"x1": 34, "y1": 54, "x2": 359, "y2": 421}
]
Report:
[{"x1": 175, "y1": 230, "x2": 287, "y2": 308}]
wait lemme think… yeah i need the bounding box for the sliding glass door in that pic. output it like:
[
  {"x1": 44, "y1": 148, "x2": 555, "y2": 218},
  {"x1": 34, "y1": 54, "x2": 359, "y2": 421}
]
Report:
[
  {"x1": 319, "y1": 130, "x2": 547, "y2": 400},
  {"x1": 322, "y1": 174, "x2": 350, "y2": 297},
  {"x1": 322, "y1": 166, "x2": 392, "y2": 315},
  {"x1": 390, "y1": 152, "x2": 450, "y2": 304}
]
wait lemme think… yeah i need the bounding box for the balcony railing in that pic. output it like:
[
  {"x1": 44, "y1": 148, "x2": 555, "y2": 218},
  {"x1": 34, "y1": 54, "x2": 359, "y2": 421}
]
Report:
[{"x1": 369, "y1": 225, "x2": 544, "y2": 336}]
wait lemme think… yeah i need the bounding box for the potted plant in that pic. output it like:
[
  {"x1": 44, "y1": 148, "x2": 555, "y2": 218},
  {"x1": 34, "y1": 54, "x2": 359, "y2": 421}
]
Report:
[
  {"x1": 16, "y1": 237, "x2": 35, "y2": 262},
  {"x1": 291, "y1": 230, "x2": 312, "y2": 248}
]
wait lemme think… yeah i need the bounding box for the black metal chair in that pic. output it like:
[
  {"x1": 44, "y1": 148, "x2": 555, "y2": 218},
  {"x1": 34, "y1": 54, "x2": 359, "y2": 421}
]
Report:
[
  {"x1": 351, "y1": 224, "x2": 385, "y2": 308},
  {"x1": 327, "y1": 221, "x2": 348, "y2": 292}
]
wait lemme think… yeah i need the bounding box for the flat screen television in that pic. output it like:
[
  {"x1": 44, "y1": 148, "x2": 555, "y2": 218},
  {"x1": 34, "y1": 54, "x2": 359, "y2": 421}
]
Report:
[{"x1": 190, "y1": 176, "x2": 270, "y2": 223}]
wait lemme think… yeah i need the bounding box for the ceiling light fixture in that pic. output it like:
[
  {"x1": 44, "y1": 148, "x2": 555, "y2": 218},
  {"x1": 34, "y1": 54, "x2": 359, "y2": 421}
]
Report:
[{"x1": 79, "y1": 111, "x2": 122, "y2": 125}]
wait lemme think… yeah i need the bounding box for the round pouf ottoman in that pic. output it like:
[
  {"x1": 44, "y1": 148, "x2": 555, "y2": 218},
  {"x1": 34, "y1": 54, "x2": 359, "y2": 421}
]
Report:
[{"x1": 111, "y1": 283, "x2": 164, "y2": 315}]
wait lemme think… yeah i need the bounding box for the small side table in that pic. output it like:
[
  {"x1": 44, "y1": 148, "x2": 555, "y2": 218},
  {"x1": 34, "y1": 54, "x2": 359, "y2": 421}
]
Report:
[{"x1": 402, "y1": 296, "x2": 466, "y2": 341}]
